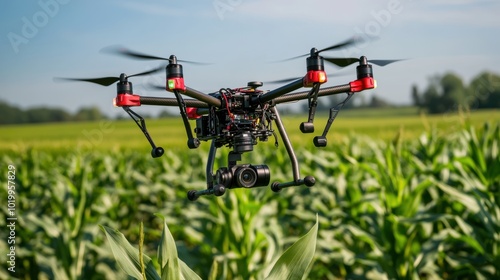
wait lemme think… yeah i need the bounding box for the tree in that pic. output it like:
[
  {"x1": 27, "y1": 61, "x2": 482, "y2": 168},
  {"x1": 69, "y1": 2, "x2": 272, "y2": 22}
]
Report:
[
  {"x1": 26, "y1": 107, "x2": 71, "y2": 123},
  {"x1": 0, "y1": 100, "x2": 110, "y2": 124},
  {"x1": 73, "y1": 106, "x2": 107, "y2": 121},
  {"x1": 420, "y1": 72, "x2": 468, "y2": 114},
  {"x1": 0, "y1": 101, "x2": 27, "y2": 124},
  {"x1": 369, "y1": 95, "x2": 391, "y2": 108},
  {"x1": 422, "y1": 82, "x2": 444, "y2": 114},
  {"x1": 440, "y1": 72, "x2": 468, "y2": 111},
  {"x1": 158, "y1": 109, "x2": 174, "y2": 118},
  {"x1": 411, "y1": 84, "x2": 421, "y2": 107},
  {"x1": 469, "y1": 71, "x2": 500, "y2": 109}
]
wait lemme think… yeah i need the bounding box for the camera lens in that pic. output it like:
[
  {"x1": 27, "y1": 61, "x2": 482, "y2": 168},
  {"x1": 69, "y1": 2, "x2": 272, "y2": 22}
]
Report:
[
  {"x1": 253, "y1": 165, "x2": 271, "y2": 187},
  {"x1": 235, "y1": 167, "x2": 258, "y2": 188},
  {"x1": 216, "y1": 167, "x2": 232, "y2": 187}
]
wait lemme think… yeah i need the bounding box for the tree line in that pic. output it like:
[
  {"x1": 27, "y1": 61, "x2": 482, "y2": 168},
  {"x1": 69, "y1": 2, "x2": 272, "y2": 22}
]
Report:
[
  {"x1": 2, "y1": 71, "x2": 499, "y2": 125},
  {"x1": 411, "y1": 71, "x2": 500, "y2": 114},
  {"x1": 310, "y1": 71, "x2": 500, "y2": 114},
  {"x1": 0, "y1": 102, "x2": 108, "y2": 125}
]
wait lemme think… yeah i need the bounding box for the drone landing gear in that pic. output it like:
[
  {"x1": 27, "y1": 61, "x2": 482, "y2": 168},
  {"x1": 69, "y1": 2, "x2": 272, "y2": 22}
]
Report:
[
  {"x1": 270, "y1": 106, "x2": 316, "y2": 191},
  {"x1": 187, "y1": 106, "x2": 316, "y2": 201},
  {"x1": 188, "y1": 148, "x2": 270, "y2": 201},
  {"x1": 271, "y1": 176, "x2": 316, "y2": 192},
  {"x1": 313, "y1": 92, "x2": 354, "y2": 147},
  {"x1": 172, "y1": 90, "x2": 200, "y2": 149},
  {"x1": 187, "y1": 141, "x2": 223, "y2": 201},
  {"x1": 300, "y1": 83, "x2": 321, "y2": 133},
  {"x1": 123, "y1": 106, "x2": 164, "y2": 158}
]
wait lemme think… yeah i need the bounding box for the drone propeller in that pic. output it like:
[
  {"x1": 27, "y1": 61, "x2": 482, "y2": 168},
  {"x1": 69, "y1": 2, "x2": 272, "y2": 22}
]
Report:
[
  {"x1": 54, "y1": 65, "x2": 164, "y2": 86},
  {"x1": 282, "y1": 36, "x2": 364, "y2": 61},
  {"x1": 323, "y1": 57, "x2": 402, "y2": 68},
  {"x1": 264, "y1": 77, "x2": 303, "y2": 84},
  {"x1": 101, "y1": 45, "x2": 211, "y2": 65}
]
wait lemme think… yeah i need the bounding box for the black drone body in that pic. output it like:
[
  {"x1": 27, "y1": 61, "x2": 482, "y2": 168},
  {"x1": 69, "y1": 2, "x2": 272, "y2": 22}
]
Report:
[
  {"x1": 57, "y1": 37, "x2": 400, "y2": 201},
  {"x1": 194, "y1": 83, "x2": 273, "y2": 151}
]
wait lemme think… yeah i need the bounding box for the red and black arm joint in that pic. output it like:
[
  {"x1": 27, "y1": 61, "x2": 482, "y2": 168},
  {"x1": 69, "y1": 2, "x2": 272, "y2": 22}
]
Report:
[
  {"x1": 300, "y1": 50, "x2": 328, "y2": 134},
  {"x1": 272, "y1": 57, "x2": 377, "y2": 147},
  {"x1": 113, "y1": 66, "x2": 213, "y2": 157},
  {"x1": 313, "y1": 58, "x2": 377, "y2": 147},
  {"x1": 165, "y1": 58, "x2": 201, "y2": 149},
  {"x1": 115, "y1": 79, "x2": 165, "y2": 158}
]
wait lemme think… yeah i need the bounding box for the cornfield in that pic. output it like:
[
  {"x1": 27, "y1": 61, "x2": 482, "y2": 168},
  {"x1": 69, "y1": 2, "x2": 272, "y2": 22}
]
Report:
[{"x1": 0, "y1": 122, "x2": 499, "y2": 279}]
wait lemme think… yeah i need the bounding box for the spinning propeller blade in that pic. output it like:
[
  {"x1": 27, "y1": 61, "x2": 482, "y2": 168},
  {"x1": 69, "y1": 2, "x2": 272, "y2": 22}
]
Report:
[
  {"x1": 55, "y1": 76, "x2": 122, "y2": 87},
  {"x1": 54, "y1": 65, "x2": 164, "y2": 86},
  {"x1": 317, "y1": 36, "x2": 364, "y2": 53},
  {"x1": 264, "y1": 77, "x2": 303, "y2": 84},
  {"x1": 282, "y1": 36, "x2": 364, "y2": 61},
  {"x1": 101, "y1": 45, "x2": 211, "y2": 65},
  {"x1": 323, "y1": 57, "x2": 402, "y2": 68}
]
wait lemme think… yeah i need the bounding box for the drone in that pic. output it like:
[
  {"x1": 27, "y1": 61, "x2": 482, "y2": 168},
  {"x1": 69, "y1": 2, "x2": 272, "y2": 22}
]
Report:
[{"x1": 57, "y1": 37, "x2": 400, "y2": 201}]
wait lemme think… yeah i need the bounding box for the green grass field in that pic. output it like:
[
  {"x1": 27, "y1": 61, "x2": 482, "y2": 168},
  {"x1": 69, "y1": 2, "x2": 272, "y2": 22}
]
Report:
[
  {"x1": 1, "y1": 107, "x2": 498, "y2": 152},
  {"x1": 1, "y1": 106, "x2": 499, "y2": 279}
]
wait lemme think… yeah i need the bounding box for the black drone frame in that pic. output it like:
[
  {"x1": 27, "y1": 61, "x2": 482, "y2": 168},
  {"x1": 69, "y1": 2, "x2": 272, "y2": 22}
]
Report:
[
  {"x1": 58, "y1": 38, "x2": 400, "y2": 201},
  {"x1": 112, "y1": 51, "x2": 379, "y2": 201}
]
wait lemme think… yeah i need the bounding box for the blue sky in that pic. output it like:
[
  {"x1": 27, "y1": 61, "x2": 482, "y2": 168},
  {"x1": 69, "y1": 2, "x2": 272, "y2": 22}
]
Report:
[{"x1": 1, "y1": 0, "x2": 499, "y2": 117}]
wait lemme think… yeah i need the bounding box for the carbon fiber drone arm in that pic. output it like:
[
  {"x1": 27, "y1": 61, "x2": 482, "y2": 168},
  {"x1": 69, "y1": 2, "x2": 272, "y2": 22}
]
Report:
[
  {"x1": 140, "y1": 96, "x2": 209, "y2": 108},
  {"x1": 257, "y1": 78, "x2": 305, "y2": 104},
  {"x1": 274, "y1": 83, "x2": 352, "y2": 104}
]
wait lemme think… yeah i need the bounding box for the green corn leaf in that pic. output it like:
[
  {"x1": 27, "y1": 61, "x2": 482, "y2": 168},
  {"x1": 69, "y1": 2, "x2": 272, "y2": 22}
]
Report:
[
  {"x1": 179, "y1": 259, "x2": 202, "y2": 280},
  {"x1": 100, "y1": 225, "x2": 160, "y2": 280},
  {"x1": 434, "y1": 181, "x2": 481, "y2": 213},
  {"x1": 265, "y1": 215, "x2": 319, "y2": 280},
  {"x1": 156, "y1": 214, "x2": 181, "y2": 280},
  {"x1": 156, "y1": 214, "x2": 202, "y2": 280}
]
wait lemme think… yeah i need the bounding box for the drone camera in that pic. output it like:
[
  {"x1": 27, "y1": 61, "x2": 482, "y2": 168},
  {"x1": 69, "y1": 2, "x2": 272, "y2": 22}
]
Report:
[{"x1": 216, "y1": 164, "x2": 270, "y2": 189}]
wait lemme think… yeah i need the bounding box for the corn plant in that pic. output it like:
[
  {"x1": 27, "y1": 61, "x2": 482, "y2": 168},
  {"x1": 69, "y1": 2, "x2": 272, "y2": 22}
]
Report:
[
  {"x1": 101, "y1": 215, "x2": 318, "y2": 280},
  {"x1": 0, "y1": 122, "x2": 498, "y2": 279},
  {"x1": 0, "y1": 150, "x2": 124, "y2": 279},
  {"x1": 275, "y1": 123, "x2": 500, "y2": 279}
]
